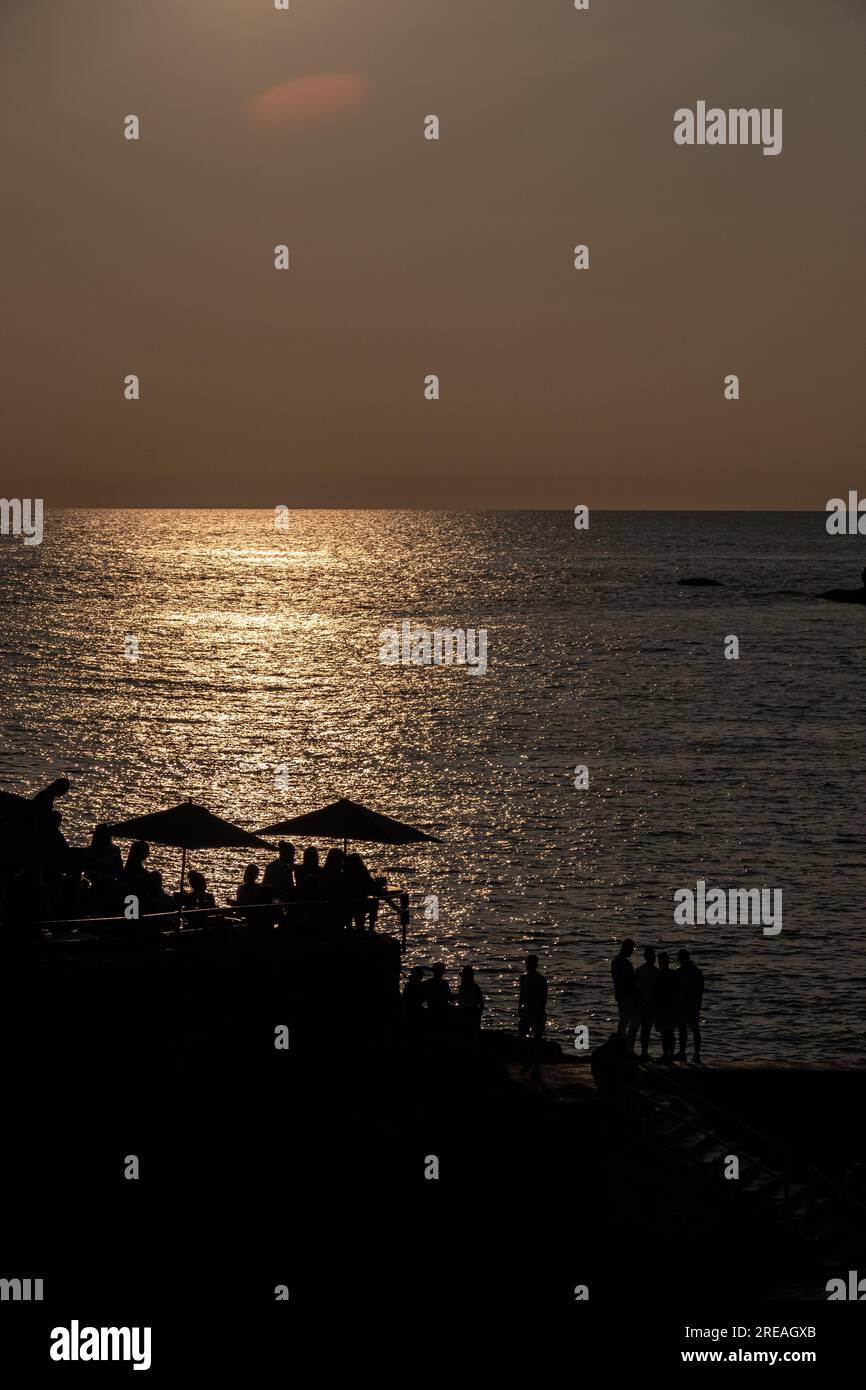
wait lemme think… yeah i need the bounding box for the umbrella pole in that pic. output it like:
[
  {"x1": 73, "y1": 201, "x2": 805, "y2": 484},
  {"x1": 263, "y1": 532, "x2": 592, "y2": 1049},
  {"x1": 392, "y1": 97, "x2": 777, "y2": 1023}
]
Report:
[{"x1": 176, "y1": 844, "x2": 187, "y2": 946}]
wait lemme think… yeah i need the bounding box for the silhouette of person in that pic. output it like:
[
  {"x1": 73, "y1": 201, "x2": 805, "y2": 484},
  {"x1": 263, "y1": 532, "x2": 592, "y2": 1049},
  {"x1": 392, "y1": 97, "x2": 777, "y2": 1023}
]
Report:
[
  {"x1": 145, "y1": 870, "x2": 175, "y2": 913},
  {"x1": 38, "y1": 810, "x2": 70, "y2": 896},
  {"x1": 611, "y1": 938, "x2": 639, "y2": 1049},
  {"x1": 402, "y1": 966, "x2": 427, "y2": 1032},
  {"x1": 31, "y1": 776, "x2": 71, "y2": 827},
  {"x1": 652, "y1": 952, "x2": 679, "y2": 1066},
  {"x1": 518, "y1": 954, "x2": 548, "y2": 1078},
  {"x1": 633, "y1": 945, "x2": 658, "y2": 1061},
  {"x1": 675, "y1": 948, "x2": 704, "y2": 1063},
  {"x1": 185, "y1": 870, "x2": 216, "y2": 912},
  {"x1": 591, "y1": 1032, "x2": 632, "y2": 1097},
  {"x1": 263, "y1": 841, "x2": 296, "y2": 899},
  {"x1": 319, "y1": 847, "x2": 346, "y2": 927},
  {"x1": 343, "y1": 852, "x2": 381, "y2": 932},
  {"x1": 320, "y1": 847, "x2": 344, "y2": 876},
  {"x1": 83, "y1": 824, "x2": 123, "y2": 887},
  {"x1": 249, "y1": 884, "x2": 280, "y2": 939},
  {"x1": 123, "y1": 839, "x2": 150, "y2": 887},
  {"x1": 299, "y1": 846, "x2": 320, "y2": 881},
  {"x1": 295, "y1": 847, "x2": 321, "y2": 924},
  {"x1": 422, "y1": 961, "x2": 452, "y2": 1024},
  {"x1": 457, "y1": 965, "x2": 484, "y2": 1033},
  {"x1": 25, "y1": 788, "x2": 70, "y2": 913},
  {"x1": 236, "y1": 863, "x2": 260, "y2": 906}
]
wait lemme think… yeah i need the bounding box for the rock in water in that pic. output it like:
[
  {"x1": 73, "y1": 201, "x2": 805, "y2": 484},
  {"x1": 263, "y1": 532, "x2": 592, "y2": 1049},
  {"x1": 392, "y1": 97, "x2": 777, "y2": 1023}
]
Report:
[
  {"x1": 819, "y1": 588, "x2": 866, "y2": 604},
  {"x1": 678, "y1": 577, "x2": 723, "y2": 587}
]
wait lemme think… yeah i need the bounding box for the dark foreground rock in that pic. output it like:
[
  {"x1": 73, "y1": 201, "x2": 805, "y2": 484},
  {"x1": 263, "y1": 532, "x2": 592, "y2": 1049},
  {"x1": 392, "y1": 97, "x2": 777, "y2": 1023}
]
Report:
[{"x1": 3, "y1": 937, "x2": 864, "y2": 1305}]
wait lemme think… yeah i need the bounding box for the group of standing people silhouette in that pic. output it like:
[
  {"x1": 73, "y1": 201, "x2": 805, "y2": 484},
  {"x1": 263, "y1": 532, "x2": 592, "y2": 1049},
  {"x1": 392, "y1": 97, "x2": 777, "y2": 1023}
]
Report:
[
  {"x1": 400, "y1": 941, "x2": 705, "y2": 1076},
  {"x1": 401, "y1": 953, "x2": 549, "y2": 1076},
  {"x1": 612, "y1": 938, "x2": 704, "y2": 1065},
  {"x1": 402, "y1": 960, "x2": 486, "y2": 1036}
]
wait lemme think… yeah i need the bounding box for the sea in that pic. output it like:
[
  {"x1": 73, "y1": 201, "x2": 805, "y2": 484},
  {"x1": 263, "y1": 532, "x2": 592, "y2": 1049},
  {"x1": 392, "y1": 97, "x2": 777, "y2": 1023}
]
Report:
[{"x1": 1, "y1": 509, "x2": 864, "y2": 1063}]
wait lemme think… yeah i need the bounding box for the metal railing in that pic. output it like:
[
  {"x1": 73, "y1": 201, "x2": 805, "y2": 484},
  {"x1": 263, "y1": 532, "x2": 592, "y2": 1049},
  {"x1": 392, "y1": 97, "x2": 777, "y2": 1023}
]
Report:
[
  {"x1": 628, "y1": 1065, "x2": 866, "y2": 1243},
  {"x1": 641, "y1": 1063, "x2": 791, "y2": 1181},
  {"x1": 37, "y1": 889, "x2": 413, "y2": 953},
  {"x1": 626, "y1": 1078, "x2": 791, "y2": 1209}
]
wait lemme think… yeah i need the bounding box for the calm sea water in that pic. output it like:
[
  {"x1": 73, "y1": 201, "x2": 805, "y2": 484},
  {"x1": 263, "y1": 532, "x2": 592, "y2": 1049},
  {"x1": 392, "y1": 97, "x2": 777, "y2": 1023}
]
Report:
[{"x1": 1, "y1": 510, "x2": 864, "y2": 1063}]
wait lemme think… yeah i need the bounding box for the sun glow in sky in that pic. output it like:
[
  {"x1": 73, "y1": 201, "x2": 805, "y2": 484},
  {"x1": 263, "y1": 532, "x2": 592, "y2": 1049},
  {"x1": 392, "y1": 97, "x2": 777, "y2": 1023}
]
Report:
[
  {"x1": 249, "y1": 74, "x2": 367, "y2": 127},
  {"x1": 0, "y1": 0, "x2": 864, "y2": 506}
]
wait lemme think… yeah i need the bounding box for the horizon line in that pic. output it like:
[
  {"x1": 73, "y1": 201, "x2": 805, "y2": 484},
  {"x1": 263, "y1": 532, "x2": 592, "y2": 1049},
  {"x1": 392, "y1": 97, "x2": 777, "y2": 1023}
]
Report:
[{"x1": 16, "y1": 505, "x2": 843, "y2": 514}]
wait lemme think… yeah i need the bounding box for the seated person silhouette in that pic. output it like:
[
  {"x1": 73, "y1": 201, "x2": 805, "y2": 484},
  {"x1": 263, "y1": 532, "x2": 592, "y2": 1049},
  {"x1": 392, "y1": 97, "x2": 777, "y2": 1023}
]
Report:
[
  {"x1": 84, "y1": 824, "x2": 123, "y2": 888},
  {"x1": 123, "y1": 840, "x2": 150, "y2": 891},
  {"x1": 263, "y1": 842, "x2": 296, "y2": 899},
  {"x1": 591, "y1": 1033, "x2": 632, "y2": 1097},
  {"x1": 184, "y1": 870, "x2": 216, "y2": 915},
  {"x1": 144, "y1": 870, "x2": 175, "y2": 914},
  {"x1": 236, "y1": 863, "x2": 261, "y2": 906}
]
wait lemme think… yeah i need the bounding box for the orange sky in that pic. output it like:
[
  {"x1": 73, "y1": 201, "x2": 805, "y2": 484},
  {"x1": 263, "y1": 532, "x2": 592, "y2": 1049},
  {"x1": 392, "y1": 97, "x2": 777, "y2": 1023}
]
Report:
[{"x1": 1, "y1": 0, "x2": 864, "y2": 507}]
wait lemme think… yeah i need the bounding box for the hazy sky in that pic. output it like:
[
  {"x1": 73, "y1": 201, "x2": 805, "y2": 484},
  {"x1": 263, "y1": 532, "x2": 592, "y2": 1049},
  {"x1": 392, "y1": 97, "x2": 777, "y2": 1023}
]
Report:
[{"x1": 1, "y1": 0, "x2": 864, "y2": 507}]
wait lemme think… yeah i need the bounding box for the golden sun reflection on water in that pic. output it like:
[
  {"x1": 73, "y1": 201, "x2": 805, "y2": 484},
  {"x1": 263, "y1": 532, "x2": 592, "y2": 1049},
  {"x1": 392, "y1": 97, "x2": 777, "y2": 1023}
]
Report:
[{"x1": 2, "y1": 509, "x2": 864, "y2": 1063}]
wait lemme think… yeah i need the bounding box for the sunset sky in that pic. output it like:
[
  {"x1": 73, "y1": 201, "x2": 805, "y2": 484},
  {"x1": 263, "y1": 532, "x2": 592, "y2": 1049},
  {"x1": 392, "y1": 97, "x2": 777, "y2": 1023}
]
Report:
[{"x1": 1, "y1": 0, "x2": 863, "y2": 508}]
